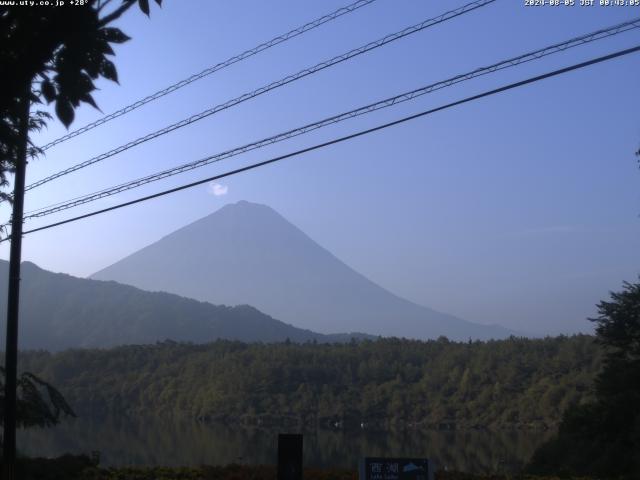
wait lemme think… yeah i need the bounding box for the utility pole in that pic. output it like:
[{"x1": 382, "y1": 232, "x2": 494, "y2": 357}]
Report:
[{"x1": 2, "y1": 83, "x2": 30, "y2": 480}]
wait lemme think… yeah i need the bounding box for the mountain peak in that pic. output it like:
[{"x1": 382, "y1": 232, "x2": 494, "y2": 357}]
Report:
[
  {"x1": 232, "y1": 200, "x2": 260, "y2": 207},
  {"x1": 200, "y1": 201, "x2": 282, "y2": 224},
  {"x1": 224, "y1": 200, "x2": 264, "y2": 210}
]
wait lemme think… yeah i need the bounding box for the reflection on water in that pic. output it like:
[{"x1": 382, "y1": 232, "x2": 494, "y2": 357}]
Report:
[{"x1": 18, "y1": 416, "x2": 551, "y2": 473}]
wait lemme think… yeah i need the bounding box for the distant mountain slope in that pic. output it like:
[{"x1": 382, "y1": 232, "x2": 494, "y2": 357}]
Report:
[
  {"x1": 0, "y1": 261, "x2": 368, "y2": 351},
  {"x1": 92, "y1": 201, "x2": 513, "y2": 340}
]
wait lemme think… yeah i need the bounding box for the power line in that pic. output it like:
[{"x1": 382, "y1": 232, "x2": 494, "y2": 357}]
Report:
[
  {"x1": 25, "y1": 0, "x2": 496, "y2": 192},
  {"x1": 23, "y1": 17, "x2": 640, "y2": 219},
  {"x1": 38, "y1": 0, "x2": 380, "y2": 152},
  {"x1": 8, "y1": 44, "x2": 639, "y2": 242}
]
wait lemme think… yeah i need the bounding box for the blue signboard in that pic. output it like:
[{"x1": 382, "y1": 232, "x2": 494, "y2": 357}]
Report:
[{"x1": 359, "y1": 458, "x2": 434, "y2": 480}]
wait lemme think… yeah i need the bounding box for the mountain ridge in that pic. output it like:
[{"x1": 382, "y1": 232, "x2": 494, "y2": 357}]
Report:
[{"x1": 0, "y1": 260, "x2": 372, "y2": 351}]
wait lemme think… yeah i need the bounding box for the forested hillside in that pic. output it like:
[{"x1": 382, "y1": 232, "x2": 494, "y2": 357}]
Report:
[{"x1": 19, "y1": 335, "x2": 599, "y2": 430}]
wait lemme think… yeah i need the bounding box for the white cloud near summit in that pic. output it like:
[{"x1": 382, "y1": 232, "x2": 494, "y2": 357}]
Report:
[{"x1": 208, "y1": 183, "x2": 229, "y2": 196}]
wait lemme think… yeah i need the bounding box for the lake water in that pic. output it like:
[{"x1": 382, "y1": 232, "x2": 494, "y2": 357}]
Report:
[{"x1": 18, "y1": 416, "x2": 551, "y2": 473}]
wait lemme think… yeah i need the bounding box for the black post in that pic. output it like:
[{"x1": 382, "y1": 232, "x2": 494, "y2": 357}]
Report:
[
  {"x1": 2, "y1": 86, "x2": 30, "y2": 479},
  {"x1": 277, "y1": 433, "x2": 303, "y2": 480}
]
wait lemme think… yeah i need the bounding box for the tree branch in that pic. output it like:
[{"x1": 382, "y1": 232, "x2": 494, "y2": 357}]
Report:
[
  {"x1": 98, "y1": 0, "x2": 136, "y2": 27},
  {"x1": 97, "y1": 0, "x2": 117, "y2": 13}
]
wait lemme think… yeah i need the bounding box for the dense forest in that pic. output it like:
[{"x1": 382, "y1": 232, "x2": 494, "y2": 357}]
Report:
[{"x1": 18, "y1": 335, "x2": 599, "y2": 431}]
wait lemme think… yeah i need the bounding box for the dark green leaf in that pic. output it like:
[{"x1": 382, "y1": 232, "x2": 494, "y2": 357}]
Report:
[
  {"x1": 76, "y1": 72, "x2": 96, "y2": 92},
  {"x1": 99, "y1": 39, "x2": 115, "y2": 56},
  {"x1": 99, "y1": 59, "x2": 118, "y2": 83},
  {"x1": 80, "y1": 93, "x2": 100, "y2": 111},
  {"x1": 41, "y1": 78, "x2": 56, "y2": 103},
  {"x1": 138, "y1": 0, "x2": 150, "y2": 15},
  {"x1": 101, "y1": 27, "x2": 131, "y2": 44},
  {"x1": 55, "y1": 98, "x2": 74, "y2": 128}
]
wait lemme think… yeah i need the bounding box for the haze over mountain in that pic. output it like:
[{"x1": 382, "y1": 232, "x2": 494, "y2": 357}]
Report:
[
  {"x1": 92, "y1": 201, "x2": 513, "y2": 340},
  {"x1": 0, "y1": 260, "x2": 367, "y2": 351}
]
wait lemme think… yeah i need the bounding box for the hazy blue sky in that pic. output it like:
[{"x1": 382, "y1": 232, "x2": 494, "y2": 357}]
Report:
[{"x1": 2, "y1": 0, "x2": 639, "y2": 335}]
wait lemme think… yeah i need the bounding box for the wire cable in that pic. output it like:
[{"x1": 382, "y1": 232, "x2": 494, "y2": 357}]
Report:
[
  {"x1": 7, "y1": 44, "x2": 638, "y2": 242},
  {"x1": 38, "y1": 0, "x2": 380, "y2": 152},
  {"x1": 23, "y1": 17, "x2": 640, "y2": 219},
  {"x1": 25, "y1": 0, "x2": 496, "y2": 192}
]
